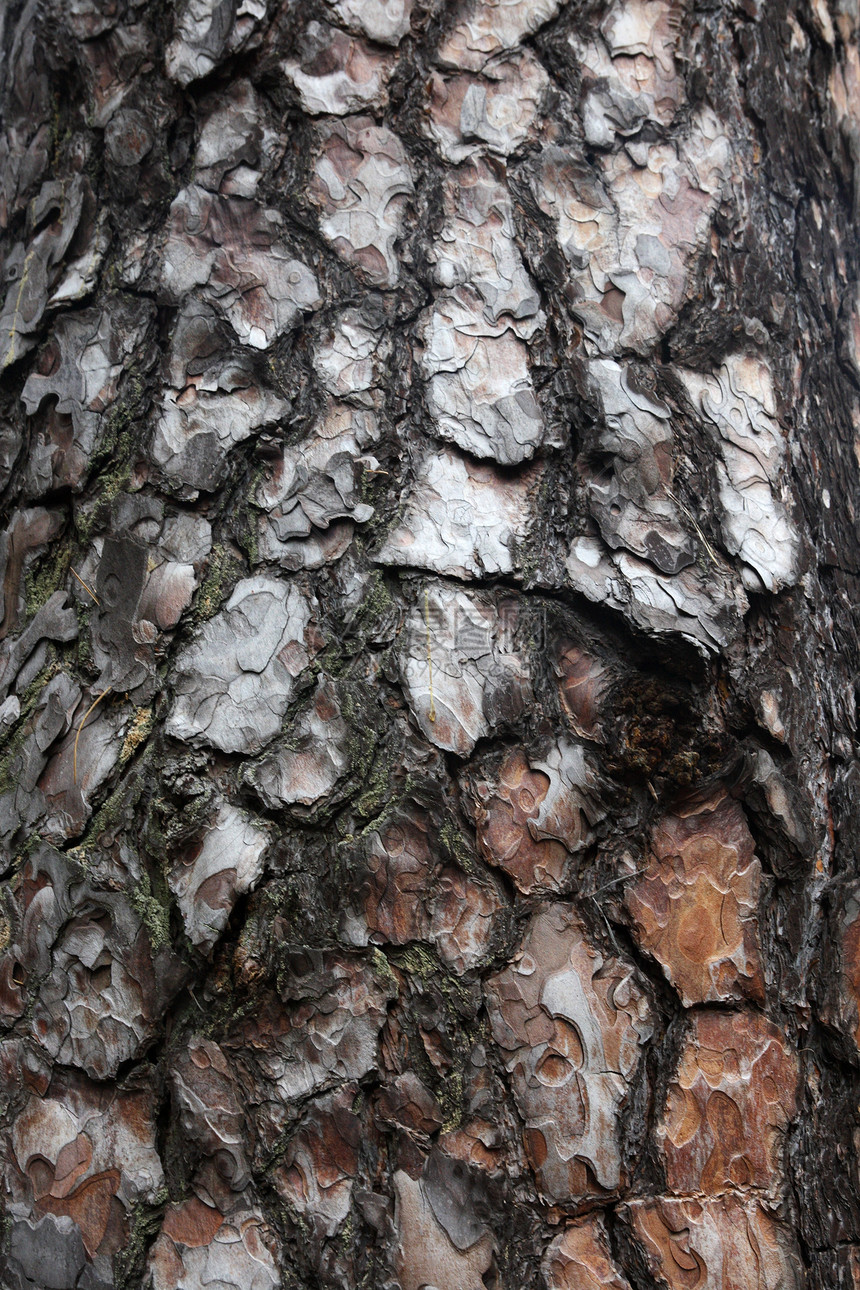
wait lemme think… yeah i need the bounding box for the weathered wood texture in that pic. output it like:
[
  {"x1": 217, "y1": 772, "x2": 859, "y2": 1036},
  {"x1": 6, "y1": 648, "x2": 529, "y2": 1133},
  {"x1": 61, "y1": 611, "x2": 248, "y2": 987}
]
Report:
[{"x1": 0, "y1": 0, "x2": 858, "y2": 1286}]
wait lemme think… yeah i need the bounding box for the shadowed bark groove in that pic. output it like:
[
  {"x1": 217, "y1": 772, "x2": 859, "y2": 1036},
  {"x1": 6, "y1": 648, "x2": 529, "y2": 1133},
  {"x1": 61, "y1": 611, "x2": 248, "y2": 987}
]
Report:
[{"x1": 0, "y1": 0, "x2": 858, "y2": 1287}]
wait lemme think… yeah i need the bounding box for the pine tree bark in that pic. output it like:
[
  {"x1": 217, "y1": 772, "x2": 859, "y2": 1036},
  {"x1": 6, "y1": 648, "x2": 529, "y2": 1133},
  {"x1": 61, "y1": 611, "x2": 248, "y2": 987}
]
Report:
[{"x1": 0, "y1": 0, "x2": 859, "y2": 1287}]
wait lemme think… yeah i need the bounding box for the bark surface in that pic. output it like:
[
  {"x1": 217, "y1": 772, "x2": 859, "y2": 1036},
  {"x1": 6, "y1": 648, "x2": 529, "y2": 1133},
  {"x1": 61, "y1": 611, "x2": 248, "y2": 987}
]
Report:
[{"x1": 0, "y1": 0, "x2": 859, "y2": 1287}]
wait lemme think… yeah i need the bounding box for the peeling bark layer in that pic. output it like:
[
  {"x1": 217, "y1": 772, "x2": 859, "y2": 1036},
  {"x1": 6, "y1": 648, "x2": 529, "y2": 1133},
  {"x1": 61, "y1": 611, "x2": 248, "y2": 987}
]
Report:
[{"x1": 0, "y1": 0, "x2": 859, "y2": 1287}]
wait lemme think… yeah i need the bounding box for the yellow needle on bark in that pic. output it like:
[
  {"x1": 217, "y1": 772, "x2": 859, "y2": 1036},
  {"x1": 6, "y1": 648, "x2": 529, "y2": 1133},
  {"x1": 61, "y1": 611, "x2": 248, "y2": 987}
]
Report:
[
  {"x1": 424, "y1": 588, "x2": 436, "y2": 723},
  {"x1": 71, "y1": 567, "x2": 100, "y2": 605},
  {"x1": 73, "y1": 688, "x2": 112, "y2": 785}
]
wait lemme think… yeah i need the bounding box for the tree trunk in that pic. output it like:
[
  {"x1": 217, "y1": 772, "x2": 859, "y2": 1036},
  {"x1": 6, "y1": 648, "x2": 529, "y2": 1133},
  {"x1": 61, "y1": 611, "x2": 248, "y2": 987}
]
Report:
[{"x1": 0, "y1": 0, "x2": 858, "y2": 1286}]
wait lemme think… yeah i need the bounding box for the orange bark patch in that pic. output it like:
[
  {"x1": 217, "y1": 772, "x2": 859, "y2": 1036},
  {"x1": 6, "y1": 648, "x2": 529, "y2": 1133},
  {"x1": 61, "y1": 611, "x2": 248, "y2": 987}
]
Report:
[
  {"x1": 162, "y1": 1196, "x2": 225, "y2": 1247},
  {"x1": 627, "y1": 1194, "x2": 803, "y2": 1290},
  {"x1": 553, "y1": 642, "x2": 608, "y2": 737},
  {"x1": 543, "y1": 1217, "x2": 632, "y2": 1290},
  {"x1": 625, "y1": 793, "x2": 764, "y2": 1005},
  {"x1": 659, "y1": 1009, "x2": 798, "y2": 1197}
]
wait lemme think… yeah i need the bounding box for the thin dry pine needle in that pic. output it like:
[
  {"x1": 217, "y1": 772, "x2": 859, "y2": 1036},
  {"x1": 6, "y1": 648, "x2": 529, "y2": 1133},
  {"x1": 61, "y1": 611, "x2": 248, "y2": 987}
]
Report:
[
  {"x1": 70, "y1": 567, "x2": 100, "y2": 605},
  {"x1": 423, "y1": 588, "x2": 436, "y2": 723},
  {"x1": 665, "y1": 489, "x2": 720, "y2": 565},
  {"x1": 73, "y1": 687, "x2": 112, "y2": 785}
]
